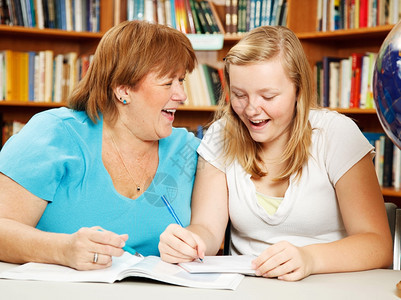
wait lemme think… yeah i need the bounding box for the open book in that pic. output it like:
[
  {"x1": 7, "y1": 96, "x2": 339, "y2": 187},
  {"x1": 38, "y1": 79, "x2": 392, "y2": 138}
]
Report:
[
  {"x1": 0, "y1": 252, "x2": 244, "y2": 290},
  {"x1": 179, "y1": 255, "x2": 256, "y2": 275}
]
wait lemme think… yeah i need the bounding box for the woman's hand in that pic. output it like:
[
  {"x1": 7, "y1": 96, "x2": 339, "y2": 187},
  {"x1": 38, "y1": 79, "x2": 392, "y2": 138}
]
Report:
[
  {"x1": 159, "y1": 224, "x2": 206, "y2": 263},
  {"x1": 64, "y1": 226, "x2": 128, "y2": 270},
  {"x1": 252, "y1": 241, "x2": 315, "y2": 281}
]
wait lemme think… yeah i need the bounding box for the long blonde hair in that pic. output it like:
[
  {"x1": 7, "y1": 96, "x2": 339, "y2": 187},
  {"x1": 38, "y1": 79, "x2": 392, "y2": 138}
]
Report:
[
  {"x1": 68, "y1": 20, "x2": 196, "y2": 123},
  {"x1": 216, "y1": 26, "x2": 316, "y2": 181}
]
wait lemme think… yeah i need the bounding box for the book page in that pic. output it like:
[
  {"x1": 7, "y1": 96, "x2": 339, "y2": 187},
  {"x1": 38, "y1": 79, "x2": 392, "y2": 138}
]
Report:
[
  {"x1": 178, "y1": 255, "x2": 256, "y2": 275},
  {"x1": 0, "y1": 253, "x2": 244, "y2": 290},
  {"x1": 0, "y1": 252, "x2": 143, "y2": 283},
  {"x1": 119, "y1": 256, "x2": 244, "y2": 290}
]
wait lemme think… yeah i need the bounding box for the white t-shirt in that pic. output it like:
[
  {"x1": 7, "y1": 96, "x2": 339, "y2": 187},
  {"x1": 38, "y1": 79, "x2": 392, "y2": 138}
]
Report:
[{"x1": 197, "y1": 109, "x2": 374, "y2": 256}]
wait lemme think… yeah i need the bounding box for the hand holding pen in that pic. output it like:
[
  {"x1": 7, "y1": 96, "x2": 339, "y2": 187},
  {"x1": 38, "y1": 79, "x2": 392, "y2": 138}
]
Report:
[
  {"x1": 159, "y1": 195, "x2": 206, "y2": 264},
  {"x1": 65, "y1": 226, "x2": 128, "y2": 270}
]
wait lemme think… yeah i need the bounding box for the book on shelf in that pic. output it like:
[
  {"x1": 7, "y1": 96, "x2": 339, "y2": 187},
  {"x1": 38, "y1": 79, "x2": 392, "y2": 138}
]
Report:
[
  {"x1": 126, "y1": 0, "x2": 146, "y2": 21},
  {"x1": 339, "y1": 57, "x2": 351, "y2": 109},
  {"x1": 358, "y1": 54, "x2": 370, "y2": 109},
  {"x1": 0, "y1": 1, "x2": 11, "y2": 25},
  {"x1": 368, "y1": 133, "x2": 395, "y2": 188},
  {"x1": 184, "y1": 0, "x2": 196, "y2": 32},
  {"x1": 208, "y1": 0, "x2": 225, "y2": 33},
  {"x1": 382, "y1": 135, "x2": 394, "y2": 188},
  {"x1": 0, "y1": 0, "x2": 100, "y2": 31},
  {"x1": 237, "y1": 0, "x2": 247, "y2": 32},
  {"x1": 174, "y1": 0, "x2": 189, "y2": 33},
  {"x1": 0, "y1": 252, "x2": 244, "y2": 290},
  {"x1": 225, "y1": 0, "x2": 232, "y2": 33},
  {"x1": 375, "y1": 135, "x2": 385, "y2": 186},
  {"x1": 2, "y1": 120, "x2": 26, "y2": 146},
  {"x1": 328, "y1": 59, "x2": 340, "y2": 109},
  {"x1": 201, "y1": 64, "x2": 222, "y2": 105},
  {"x1": 124, "y1": 0, "x2": 229, "y2": 34},
  {"x1": 4, "y1": 50, "x2": 19, "y2": 101},
  {"x1": 188, "y1": 0, "x2": 202, "y2": 33},
  {"x1": 0, "y1": 52, "x2": 4, "y2": 101},
  {"x1": 316, "y1": 0, "x2": 399, "y2": 31},
  {"x1": 44, "y1": 50, "x2": 54, "y2": 103},
  {"x1": 183, "y1": 63, "x2": 222, "y2": 106},
  {"x1": 314, "y1": 61, "x2": 323, "y2": 106},
  {"x1": 260, "y1": 0, "x2": 272, "y2": 27},
  {"x1": 0, "y1": 49, "x2": 91, "y2": 103},
  {"x1": 229, "y1": 0, "x2": 238, "y2": 32},
  {"x1": 321, "y1": 56, "x2": 343, "y2": 108},
  {"x1": 188, "y1": 64, "x2": 210, "y2": 106},
  {"x1": 350, "y1": 53, "x2": 364, "y2": 109},
  {"x1": 393, "y1": 146, "x2": 401, "y2": 189},
  {"x1": 316, "y1": 52, "x2": 377, "y2": 109},
  {"x1": 194, "y1": 0, "x2": 212, "y2": 33},
  {"x1": 165, "y1": 0, "x2": 175, "y2": 27},
  {"x1": 198, "y1": 0, "x2": 221, "y2": 33}
]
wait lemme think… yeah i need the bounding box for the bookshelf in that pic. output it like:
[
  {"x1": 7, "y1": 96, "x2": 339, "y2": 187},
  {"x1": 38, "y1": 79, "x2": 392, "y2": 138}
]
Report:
[
  {"x1": 1, "y1": 1, "x2": 401, "y2": 204},
  {"x1": 0, "y1": 0, "x2": 115, "y2": 143},
  {"x1": 286, "y1": 0, "x2": 401, "y2": 205}
]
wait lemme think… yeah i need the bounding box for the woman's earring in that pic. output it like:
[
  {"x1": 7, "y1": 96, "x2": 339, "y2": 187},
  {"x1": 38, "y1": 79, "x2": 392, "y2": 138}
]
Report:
[{"x1": 119, "y1": 97, "x2": 128, "y2": 105}]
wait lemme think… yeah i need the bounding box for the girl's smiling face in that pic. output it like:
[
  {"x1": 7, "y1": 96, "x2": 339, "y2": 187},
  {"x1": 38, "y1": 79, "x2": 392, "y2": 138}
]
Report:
[{"x1": 229, "y1": 58, "x2": 297, "y2": 149}]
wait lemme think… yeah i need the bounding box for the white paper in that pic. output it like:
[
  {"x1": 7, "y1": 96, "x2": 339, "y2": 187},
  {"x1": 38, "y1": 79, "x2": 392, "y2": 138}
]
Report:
[{"x1": 179, "y1": 255, "x2": 256, "y2": 275}]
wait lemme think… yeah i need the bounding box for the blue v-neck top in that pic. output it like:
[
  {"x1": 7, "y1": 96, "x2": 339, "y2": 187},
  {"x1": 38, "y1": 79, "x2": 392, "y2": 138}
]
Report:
[{"x1": 0, "y1": 107, "x2": 199, "y2": 256}]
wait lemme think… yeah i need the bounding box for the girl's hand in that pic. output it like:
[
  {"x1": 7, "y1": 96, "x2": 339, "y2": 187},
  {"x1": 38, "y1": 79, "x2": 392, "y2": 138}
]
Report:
[
  {"x1": 159, "y1": 224, "x2": 206, "y2": 263},
  {"x1": 252, "y1": 241, "x2": 315, "y2": 281},
  {"x1": 63, "y1": 226, "x2": 128, "y2": 270}
]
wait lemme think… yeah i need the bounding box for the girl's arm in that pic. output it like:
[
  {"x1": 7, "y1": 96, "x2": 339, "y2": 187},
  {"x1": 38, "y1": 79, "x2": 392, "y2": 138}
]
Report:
[{"x1": 159, "y1": 157, "x2": 229, "y2": 262}]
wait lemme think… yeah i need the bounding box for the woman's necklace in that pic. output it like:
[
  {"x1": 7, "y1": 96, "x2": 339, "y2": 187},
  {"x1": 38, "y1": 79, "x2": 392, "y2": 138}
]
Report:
[{"x1": 109, "y1": 133, "x2": 155, "y2": 193}]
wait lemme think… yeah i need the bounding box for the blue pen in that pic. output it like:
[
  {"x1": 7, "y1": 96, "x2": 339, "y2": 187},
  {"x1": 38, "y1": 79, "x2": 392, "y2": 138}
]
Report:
[
  {"x1": 161, "y1": 195, "x2": 203, "y2": 262},
  {"x1": 161, "y1": 194, "x2": 183, "y2": 227},
  {"x1": 123, "y1": 246, "x2": 143, "y2": 258}
]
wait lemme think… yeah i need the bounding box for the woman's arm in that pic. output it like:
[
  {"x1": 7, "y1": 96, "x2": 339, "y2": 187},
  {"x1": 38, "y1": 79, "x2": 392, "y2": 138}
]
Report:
[
  {"x1": 252, "y1": 154, "x2": 393, "y2": 281},
  {"x1": 159, "y1": 157, "x2": 229, "y2": 262},
  {"x1": 0, "y1": 173, "x2": 127, "y2": 270}
]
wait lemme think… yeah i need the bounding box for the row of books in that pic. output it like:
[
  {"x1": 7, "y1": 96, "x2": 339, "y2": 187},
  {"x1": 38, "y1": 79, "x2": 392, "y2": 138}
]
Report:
[
  {"x1": 183, "y1": 63, "x2": 222, "y2": 106},
  {"x1": 315, "y1": 52, "x2": 377, "y2": 109},
  {"x1": 126, "y1": 0, "x2": 224, "y2": 34},
  {"x1": 225, "y1": 0, "x2": 287, "y2": 34},
  {"x1": 364, "y1": 132, "x2": 401, "y2": 189},
  {"x1": 1, "y1": 120, "x2": 25, "y2": 146},
  {"x1": 317, "y1": 0, "x2": 400, "y2": 32},
  {"x1": 0, "y1": 0, "x2": 100, "y2": 32},
  {"x1": 0, "y1": 50, "x2": 92, "y2": 103}
]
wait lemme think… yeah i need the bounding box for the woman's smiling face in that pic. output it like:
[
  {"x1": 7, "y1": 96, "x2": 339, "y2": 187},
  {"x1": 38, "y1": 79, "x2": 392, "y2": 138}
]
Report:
[
  {"x1": 229, "y1": 58, "x2": 297, "y2": 148},
  {"x1": 124, "y1": 70, "x2": 187, "y2": 141}
]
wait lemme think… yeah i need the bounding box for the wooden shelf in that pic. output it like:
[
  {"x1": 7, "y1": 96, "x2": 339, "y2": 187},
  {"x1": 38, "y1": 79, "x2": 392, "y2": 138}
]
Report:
[
  {"x1": 0, "y1": 25, "x2": 104, "y2": 39},
  {"x1": 0, "y1": 101, "x2": 65, "y2": 108},
  {"x1": 178, "y1": 105, "x2": 217, "y2": 112},
  {"x1": 296, "y1": 25, "x2": 394, "y2": 40},
  {"x1": 332, "y1": 108, "x2": 377, "y2": 114},
  {"x1": 382, "y1": 187, "x2": 401, "y2": 197}
]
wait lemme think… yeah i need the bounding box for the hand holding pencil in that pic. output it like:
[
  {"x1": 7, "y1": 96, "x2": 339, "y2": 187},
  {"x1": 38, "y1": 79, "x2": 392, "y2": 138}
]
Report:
[{"x1": 159, "y1": 195, "x2": 206, "y2": 264}]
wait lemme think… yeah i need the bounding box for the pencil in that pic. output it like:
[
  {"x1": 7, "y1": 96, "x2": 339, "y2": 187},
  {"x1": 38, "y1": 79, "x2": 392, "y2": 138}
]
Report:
[
  {"x1": 161, "y1": 195, "x2": 203, "y2": 262},
  {"x1": 161, "y1": 194, "x2": 183, "y2": 227}
]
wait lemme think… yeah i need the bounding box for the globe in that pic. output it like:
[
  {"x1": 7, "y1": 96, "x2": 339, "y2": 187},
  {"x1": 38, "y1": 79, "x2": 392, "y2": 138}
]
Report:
[{"x1": 373, "y1": 21, "x2": 401, "y2": 149}]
